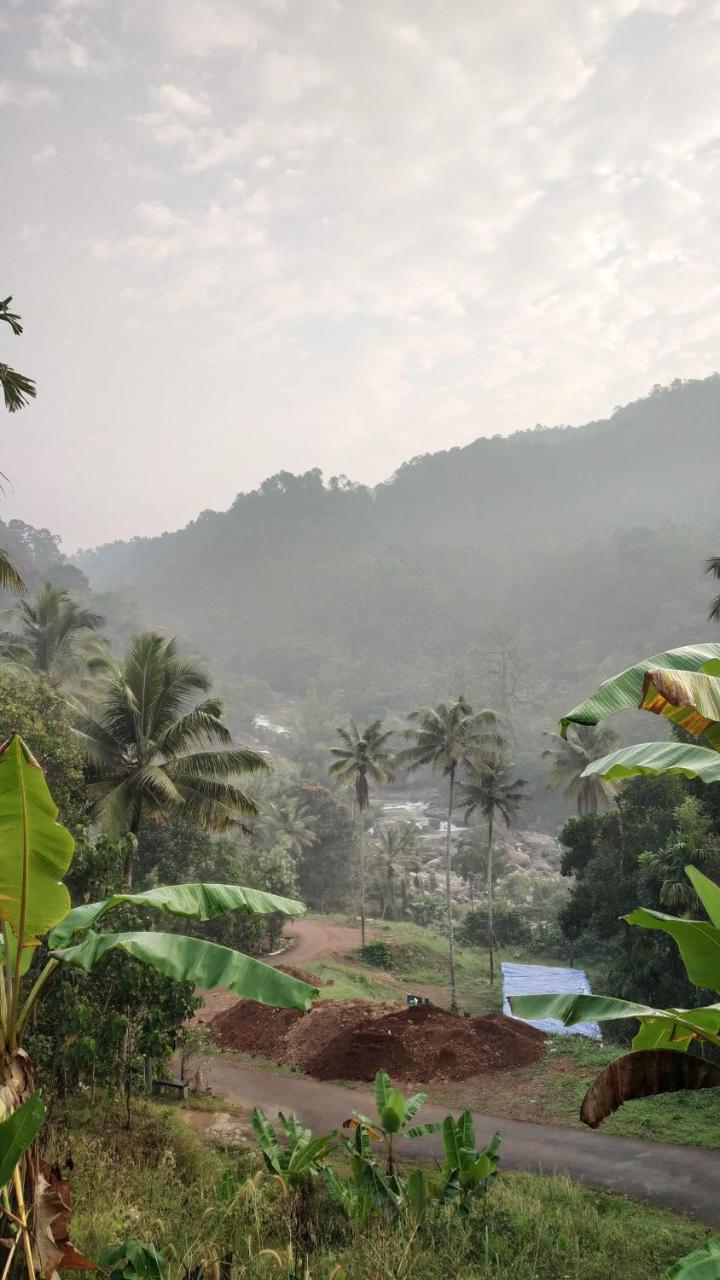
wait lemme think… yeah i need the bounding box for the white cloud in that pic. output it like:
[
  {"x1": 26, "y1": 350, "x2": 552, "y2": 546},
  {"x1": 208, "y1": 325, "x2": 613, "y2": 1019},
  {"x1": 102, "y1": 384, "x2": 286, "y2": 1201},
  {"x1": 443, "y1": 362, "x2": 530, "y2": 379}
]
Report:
[
  {"x1": 32, "y1": 143, "x2": 57, "y2": 165},
  {"x1": 153, "y1": 82, "x2": 211, "y2": 120},
  {"x1": 7, "y1": 0, "x2": 720, "y2": 546},
  {"x1": 0, "y1": 79, "x2": 54, "y2": 107}
]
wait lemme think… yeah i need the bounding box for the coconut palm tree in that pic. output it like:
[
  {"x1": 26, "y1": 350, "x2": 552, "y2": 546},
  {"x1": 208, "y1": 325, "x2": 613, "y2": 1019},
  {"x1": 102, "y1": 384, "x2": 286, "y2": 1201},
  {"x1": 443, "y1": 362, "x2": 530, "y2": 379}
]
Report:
[
  {"x1": 327, "y1": 718, "x2": 395, "y2": 945},
  {"x1": 706, "y1": 556, "x2": 720, "y2": 622},
  {"x1": 0, "y1": 297, "x2": 34, "y2": 589},
  {"x1": 0, "y1": 582, "x2": 105, "y2": 686},
  {"x1": 459, "y1": 758, "x2": 528, "y2": 983},
  {"x1": 258, "y1": 796, "x2": 318, "y2": 858},
  {"x1": 397, "y1": 698, "x2": 502, "y2": 1012},
  {"x1": 543, "y1": 723, "x2": 621, "y2": 815},
  {"x1": 371, "y1": 826, "x2": 420, "y2": 917},
  {"x1": 75, "y1": 632, "x2": 269, "y2": 887}
]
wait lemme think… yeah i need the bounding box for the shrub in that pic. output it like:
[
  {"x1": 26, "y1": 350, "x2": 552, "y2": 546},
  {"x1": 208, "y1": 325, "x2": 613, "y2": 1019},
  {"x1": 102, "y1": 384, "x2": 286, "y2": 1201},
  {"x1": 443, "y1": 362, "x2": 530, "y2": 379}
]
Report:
[
  {"x1": 360, "y1": 940, "x2": 393, "y2": 968},
  {"x1": 459, "y1": 903, "x2": 532, "y2": 948}
]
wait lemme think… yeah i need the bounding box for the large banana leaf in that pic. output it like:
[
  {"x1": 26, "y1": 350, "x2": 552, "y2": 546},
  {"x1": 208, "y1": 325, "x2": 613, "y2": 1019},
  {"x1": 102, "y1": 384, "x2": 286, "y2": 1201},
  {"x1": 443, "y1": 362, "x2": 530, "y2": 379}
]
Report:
[
  {"x1": 49, "y1": 882, "x2": 307, "y2": 947},
  {"x1": 52, "y1": 930, "x2": 317, "y2": 1009},
  {"x1": 581, "y1": 742, "x2": 720, "y2": 783},
  {"x1": 639, "y1": 669, "x2": 720, "y2": 746},
  {"x1": 0, "y1": 735, "x2": 73, "y2": 948},
  {"x1": 623, "y1": 906, "x2": 720, "y2": 993},
  {"x1": 579, "y1": 1049, "x2": 720, "y2": 1129},
  {"x1": 668, "y1": 1236, "x2": 720, "y2": 1279},
  {"x1": 686, "y1": 865, "x2": 720, "y2": 928},
  {"x1": 509, "y1": 993, "x2": 720, "y2": 1049},
  {"x1": 0, "y1": 1093, "x2": 45, "y2": 1187},
  {"x1": 559, "y1": 643, "x2": 720, "y2": 737}
]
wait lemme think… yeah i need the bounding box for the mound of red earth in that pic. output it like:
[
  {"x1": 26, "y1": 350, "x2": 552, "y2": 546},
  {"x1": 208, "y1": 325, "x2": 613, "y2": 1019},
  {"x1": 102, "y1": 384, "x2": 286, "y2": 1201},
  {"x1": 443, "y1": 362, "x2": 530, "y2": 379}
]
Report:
[
  {"x1": 275, "y1": 963, "x2": 324, "y2": 987},
  {"x1": 210, "y1": 998, "x2": 544, "y2": 1082}
]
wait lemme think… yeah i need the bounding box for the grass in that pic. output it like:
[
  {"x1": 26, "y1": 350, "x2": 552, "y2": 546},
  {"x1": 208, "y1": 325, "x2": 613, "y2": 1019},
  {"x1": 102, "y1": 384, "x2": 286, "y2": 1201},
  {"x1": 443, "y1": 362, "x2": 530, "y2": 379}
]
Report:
[{"x1": 47, "y1": 1094, "x2": 710, "y2": 1280}]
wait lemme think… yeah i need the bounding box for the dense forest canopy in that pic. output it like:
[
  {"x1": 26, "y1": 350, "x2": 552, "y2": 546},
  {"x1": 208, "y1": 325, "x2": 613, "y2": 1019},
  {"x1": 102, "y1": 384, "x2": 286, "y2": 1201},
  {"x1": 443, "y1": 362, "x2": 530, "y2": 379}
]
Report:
[{"x1": 8, "y1": 374, "x2": 716, "y2": 824}]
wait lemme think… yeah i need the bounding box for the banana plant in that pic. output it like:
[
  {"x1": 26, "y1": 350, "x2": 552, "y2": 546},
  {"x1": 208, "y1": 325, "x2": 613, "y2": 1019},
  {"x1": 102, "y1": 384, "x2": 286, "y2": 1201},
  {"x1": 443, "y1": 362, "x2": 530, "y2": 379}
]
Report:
[
  {"x1": 345, "y1": 1069, "x2": 441, "y2": 1175},
  {"x1": 438, "y1": 1112, "x2": 501, "y2": 1212},
  {"x1": 0, "y1": 732, "x2": 318, "y2": 1279},
  {"x1": 510, "y1": 866, "x2": 720, "y2": 1125},
  {"x1": 251, "y1": 1109, "x2": 336, "y2": 1189},
  {"x1": 558, "y1": 642, "x2": 720, "y2": 782}
]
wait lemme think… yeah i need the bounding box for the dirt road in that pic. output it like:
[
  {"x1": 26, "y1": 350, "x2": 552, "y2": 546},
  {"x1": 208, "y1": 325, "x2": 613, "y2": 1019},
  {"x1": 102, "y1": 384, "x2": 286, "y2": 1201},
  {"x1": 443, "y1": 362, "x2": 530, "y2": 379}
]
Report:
[
  {"x1": 274, "y1": 916, "x2": 365, "y2": 965},
  {"x1": 195, "y1": 916, "x2": 363, "y2": 1022},
  {"x1": 201, "y1": 1055, "x2": 720, "y2": 1226}
]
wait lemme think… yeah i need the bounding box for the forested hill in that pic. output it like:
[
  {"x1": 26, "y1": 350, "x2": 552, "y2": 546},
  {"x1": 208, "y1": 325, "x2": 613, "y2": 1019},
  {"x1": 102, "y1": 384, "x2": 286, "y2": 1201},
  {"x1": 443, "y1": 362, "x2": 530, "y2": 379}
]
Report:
[{"x1": 76, "y1": 375, "x2": 719, "y2": 746}]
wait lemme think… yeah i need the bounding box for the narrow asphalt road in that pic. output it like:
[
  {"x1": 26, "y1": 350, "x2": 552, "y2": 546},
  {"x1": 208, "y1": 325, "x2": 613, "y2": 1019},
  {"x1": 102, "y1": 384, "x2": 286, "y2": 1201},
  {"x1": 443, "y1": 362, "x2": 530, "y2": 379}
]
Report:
[
  {"x1": 197, "y1": 918, "x2": 720, "y2": 1224},
  {"x1": 201, "y1": 1056, "x2": 720, "y2": 1225}
]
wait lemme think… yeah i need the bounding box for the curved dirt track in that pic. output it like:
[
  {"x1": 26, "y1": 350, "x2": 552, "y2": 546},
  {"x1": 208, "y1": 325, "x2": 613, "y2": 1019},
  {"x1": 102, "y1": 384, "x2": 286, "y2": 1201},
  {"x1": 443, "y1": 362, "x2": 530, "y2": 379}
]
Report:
[{"x1": 273, "y1": 916, "x2": 365, "y2": 965}]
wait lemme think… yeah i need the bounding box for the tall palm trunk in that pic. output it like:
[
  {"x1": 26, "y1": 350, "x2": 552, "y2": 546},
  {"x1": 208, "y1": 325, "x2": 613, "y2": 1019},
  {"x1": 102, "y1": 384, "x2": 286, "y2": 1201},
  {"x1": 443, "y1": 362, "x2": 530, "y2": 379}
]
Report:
[
  {"x1": 445, "y1": 765, "x2": 458, "y2": 1014},
  {"x1": 358, "y1": 805, "x2": 366, "y2": 947},
  {"x1": 487, "y1": 808, "x2": 495, "y2": 985}
]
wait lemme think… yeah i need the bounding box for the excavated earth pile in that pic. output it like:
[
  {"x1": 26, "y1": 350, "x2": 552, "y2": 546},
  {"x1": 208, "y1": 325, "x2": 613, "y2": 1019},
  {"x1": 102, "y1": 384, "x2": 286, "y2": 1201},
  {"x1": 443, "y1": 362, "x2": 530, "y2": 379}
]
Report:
[{"x1": 210, "y1": 998, "x2": 544, "y2": 1082}]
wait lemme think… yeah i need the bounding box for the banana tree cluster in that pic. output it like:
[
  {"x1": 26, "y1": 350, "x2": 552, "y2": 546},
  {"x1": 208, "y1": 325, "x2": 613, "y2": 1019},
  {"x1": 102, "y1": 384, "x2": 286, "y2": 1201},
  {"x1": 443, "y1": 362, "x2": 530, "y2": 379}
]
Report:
[
  {"x1": 0, "y1": 732, "x2": 318, "y2": 1279},
  {"x1": 512, "y1": 644, "x2": 720, "y2": 1280},
  {"x1": 252, "y1": 1069, "x2": 501, "y2": 1237}
]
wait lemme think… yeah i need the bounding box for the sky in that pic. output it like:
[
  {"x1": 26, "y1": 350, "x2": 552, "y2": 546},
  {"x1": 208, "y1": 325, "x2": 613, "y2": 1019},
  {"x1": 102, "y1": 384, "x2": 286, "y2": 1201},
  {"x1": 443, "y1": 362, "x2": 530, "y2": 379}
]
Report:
[{"x1": 3, "y1": 0, "x2": 720, "y2": 551}]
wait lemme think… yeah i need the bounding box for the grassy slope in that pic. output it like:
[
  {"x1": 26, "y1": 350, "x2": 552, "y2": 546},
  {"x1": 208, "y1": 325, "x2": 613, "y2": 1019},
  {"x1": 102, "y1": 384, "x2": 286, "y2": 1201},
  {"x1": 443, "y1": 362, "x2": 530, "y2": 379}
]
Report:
[
  {"x1": 51, "y1": 1097, "x2": 709, "y2": 1280},
  {"x1": 294, "y1": 917, "x2": 720, "y2": 1149}
]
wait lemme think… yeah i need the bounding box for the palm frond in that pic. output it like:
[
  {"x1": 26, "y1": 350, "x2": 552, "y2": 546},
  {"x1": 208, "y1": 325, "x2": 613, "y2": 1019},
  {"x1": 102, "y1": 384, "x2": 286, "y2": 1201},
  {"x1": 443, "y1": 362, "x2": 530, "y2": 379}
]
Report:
[
  {"x1": 0, "y1": 363, "x2": 36, "y2": 412},
  {"x1": 0, "y1": 551, "x2": 24, "y2": 593},
  {"x1": 168, "y1": 748, "x2": 269, "y2": 780}
]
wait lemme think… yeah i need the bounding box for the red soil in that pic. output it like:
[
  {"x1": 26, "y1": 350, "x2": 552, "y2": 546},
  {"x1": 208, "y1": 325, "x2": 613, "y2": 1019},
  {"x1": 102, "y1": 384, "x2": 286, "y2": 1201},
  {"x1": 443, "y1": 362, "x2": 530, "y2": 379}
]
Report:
[{"x1": 210, "y1": 998, "x2": 544, "y2": 1083}]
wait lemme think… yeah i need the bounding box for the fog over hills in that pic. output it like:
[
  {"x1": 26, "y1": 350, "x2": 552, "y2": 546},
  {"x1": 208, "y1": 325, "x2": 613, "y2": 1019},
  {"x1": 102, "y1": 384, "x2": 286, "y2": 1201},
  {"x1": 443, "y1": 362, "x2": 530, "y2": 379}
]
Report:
[{"x1": 62, "y1": 375, "x2": 716, "y2": 820}]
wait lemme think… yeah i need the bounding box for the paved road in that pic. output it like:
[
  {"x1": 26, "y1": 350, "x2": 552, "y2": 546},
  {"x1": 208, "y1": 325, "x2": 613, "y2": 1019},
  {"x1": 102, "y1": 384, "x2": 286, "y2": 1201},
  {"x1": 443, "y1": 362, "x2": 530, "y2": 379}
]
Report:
[
  {"x1": 202, "y1": 1056, "x2": 720, "y2": 1226},
  {"x1": 198, "y1": 917, "x2": 720, "y2": 1224}
]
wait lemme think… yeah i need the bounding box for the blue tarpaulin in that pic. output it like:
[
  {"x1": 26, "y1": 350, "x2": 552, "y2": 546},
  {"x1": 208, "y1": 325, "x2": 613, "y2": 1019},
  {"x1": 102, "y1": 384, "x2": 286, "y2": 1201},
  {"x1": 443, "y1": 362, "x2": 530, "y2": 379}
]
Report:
[{"x1": 501, "y1": 961, "x2": 601, "y2": 1039}]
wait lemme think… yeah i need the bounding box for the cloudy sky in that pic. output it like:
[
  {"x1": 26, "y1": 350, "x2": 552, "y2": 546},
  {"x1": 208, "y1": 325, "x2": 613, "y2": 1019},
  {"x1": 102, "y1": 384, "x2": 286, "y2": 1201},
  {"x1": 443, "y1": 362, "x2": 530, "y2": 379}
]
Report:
[{"x1": 3, "y1": 0, "x2": 720, "y2": 549}]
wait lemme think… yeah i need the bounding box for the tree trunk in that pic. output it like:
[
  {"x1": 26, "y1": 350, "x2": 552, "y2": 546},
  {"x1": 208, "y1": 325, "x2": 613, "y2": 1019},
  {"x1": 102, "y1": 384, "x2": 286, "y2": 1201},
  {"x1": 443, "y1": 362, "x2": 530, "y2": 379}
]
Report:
[
  {"x1": 359, "y1": 806, "x2": 366, "y2": 948},
  {"x1": 487, "y1": 809, "x2": 495, "y2": 985},
  {"x1": 445, "y1": 767, "x2": 459, "y2": 1014},
  {"x1": 469, "y1": 880, "x2": 475, "y2": 910},
  {"x1": 124, "y1": 815, "x2": 140, "y2": 891}
]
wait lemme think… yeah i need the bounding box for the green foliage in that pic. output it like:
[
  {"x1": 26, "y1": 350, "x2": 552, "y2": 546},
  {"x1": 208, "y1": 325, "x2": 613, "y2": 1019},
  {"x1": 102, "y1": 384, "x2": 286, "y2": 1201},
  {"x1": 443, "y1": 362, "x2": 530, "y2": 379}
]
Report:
[
  {"x1": 668, "y1": 1236, "x2": 720, "y2": 1279},
  {"x1": 0, "y1": 583, "x2": 105, "y2": 687},
  {"x1": 557, "y1": 777, "x2": 708, "y2": 1014},
  {"x1": 288, "y1": 783, "x2": 355, "y2": 911},
  {"x1": 459, "y1": 903, "x2": 532, "y2": 948},
  {"x1": 51, "y1": 1093, "x2": 709, "y2": 1280},
  {"x1": 0, "y1": 294, "x2": 36, "y2": 414},
  {"x1": 439, "y1": 1113, "x2": 500, "y2": 1212},
  {"x1": 0, "y1": 669, "x2": 88, "y2": 828},
  {"x1": 359, "y1": 940, "x2": 392, "y2": 968},
  {"x1": 98, "y1": 1239, "x2": 166, "y2": 1280},
  {"x1": 544, "y1": 724, "x2": 620, "y2": 815},
  {"x1": 76, "y1": 632, "x2": 269, "y2": 883},
  {"x1": 252, "y1": 1109, "x2": 336, "y2": 1189},
  {"x1": 0, "y1": 1093, "x2": 44, "y2": 1187}
]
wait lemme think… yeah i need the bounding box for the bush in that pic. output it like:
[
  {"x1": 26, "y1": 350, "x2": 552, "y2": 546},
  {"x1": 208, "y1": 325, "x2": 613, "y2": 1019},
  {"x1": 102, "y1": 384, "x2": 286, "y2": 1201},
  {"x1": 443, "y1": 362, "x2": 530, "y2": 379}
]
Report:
[
  {"x1": 360, "y1": 940, "x2": 393, "y2": 968},
  {"x1": 459, "y1": 903, "x2": 532, "y2": 948}
]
